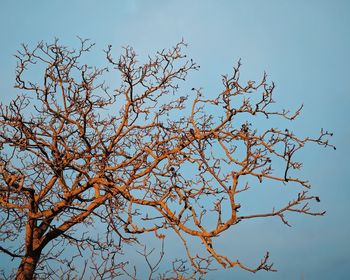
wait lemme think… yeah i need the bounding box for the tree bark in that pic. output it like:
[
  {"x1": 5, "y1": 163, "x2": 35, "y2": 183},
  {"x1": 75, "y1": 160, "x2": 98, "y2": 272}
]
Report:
[{"x1": 16, "y1": 254, "x2": 40, "y2": 280}]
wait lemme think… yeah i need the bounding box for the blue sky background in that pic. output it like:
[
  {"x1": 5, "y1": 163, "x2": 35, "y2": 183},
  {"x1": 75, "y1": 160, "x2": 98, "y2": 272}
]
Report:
[{"x1": 0, "y1": 0, "x2": 349, "y2": 279}]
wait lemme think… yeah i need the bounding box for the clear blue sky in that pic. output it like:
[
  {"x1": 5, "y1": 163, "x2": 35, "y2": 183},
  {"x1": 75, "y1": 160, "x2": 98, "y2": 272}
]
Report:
[{"x1": 0, "y1": 1, "x2": 349, "y2": 279}]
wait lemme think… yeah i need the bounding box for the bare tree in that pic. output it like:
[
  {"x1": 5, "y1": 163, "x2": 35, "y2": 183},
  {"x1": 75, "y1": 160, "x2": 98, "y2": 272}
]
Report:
[{"x1": 0, "y1": 39, "x2": 334, "y2": 279}]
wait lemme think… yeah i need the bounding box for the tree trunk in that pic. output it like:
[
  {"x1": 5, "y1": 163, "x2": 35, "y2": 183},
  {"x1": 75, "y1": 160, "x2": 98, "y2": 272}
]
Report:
[{"x1": 16, "y1": 254, "x2": 40, "y2": 280}]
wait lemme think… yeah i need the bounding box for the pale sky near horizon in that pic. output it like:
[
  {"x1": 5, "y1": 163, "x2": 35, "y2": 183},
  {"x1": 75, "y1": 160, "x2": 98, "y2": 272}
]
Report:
[{"x1": 0, "y1": 1, "x2": 349, "y2": 279}]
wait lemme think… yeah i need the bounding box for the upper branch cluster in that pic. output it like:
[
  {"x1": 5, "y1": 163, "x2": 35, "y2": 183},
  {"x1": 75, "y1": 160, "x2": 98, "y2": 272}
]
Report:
[{"x1": 0, "y1": 39, "x2": 333, "y2": 278}]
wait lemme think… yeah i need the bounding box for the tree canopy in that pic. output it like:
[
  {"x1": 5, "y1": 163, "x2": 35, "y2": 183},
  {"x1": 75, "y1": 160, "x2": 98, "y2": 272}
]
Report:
[{"x1": 0, "y1": 39, "x2": 334, "y2": 279}]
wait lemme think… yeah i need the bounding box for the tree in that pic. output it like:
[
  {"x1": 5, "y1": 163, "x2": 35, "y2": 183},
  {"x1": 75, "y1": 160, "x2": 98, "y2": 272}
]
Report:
[{"x1": 0, "y1": 39, "x2": 334, "y2": 279}]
